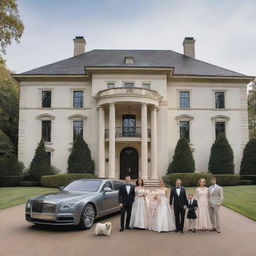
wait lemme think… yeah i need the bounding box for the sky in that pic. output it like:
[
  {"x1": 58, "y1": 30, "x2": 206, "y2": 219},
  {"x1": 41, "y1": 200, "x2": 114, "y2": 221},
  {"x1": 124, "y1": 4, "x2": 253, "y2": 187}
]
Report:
[{"x1": 4, "y1": 0, "x2": 256, "y2": 76}]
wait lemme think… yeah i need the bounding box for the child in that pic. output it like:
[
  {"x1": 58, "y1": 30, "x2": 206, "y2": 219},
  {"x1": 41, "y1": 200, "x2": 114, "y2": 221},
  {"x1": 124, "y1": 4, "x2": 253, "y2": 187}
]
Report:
[{"x1": 187, "y1": 193, "x2": 198, "y2": 233}]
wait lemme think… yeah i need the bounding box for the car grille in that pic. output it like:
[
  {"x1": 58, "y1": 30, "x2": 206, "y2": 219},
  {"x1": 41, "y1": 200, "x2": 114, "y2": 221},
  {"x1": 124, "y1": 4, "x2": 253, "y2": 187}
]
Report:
[{"x1": 31, "y1": 202, "x2": 56, "y2": 213}]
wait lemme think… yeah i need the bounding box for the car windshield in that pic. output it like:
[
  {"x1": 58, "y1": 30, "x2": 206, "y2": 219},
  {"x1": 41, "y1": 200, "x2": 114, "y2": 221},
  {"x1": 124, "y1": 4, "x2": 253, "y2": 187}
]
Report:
[{"x1": 63, "y1": 180, "x2": 102, "y2": 192}]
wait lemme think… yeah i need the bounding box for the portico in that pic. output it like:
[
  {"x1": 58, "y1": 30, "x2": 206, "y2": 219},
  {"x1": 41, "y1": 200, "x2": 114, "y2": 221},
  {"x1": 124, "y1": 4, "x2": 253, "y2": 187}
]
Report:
[{"x1": 95, "y1": 87, "x2": 162, "y2": 181}]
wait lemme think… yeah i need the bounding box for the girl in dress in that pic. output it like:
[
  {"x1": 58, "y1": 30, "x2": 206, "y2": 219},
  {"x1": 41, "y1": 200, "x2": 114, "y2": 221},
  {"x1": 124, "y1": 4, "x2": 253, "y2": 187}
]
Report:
[
  {"x1": 152, "y1": 179, "x2": 176, "y2": 232},
  {"x1": 195, "y1": 178, "x2": 212, "y2": 230},
  {"x1": 129, "y1": 178, "x2": 148, "y2": 229}
]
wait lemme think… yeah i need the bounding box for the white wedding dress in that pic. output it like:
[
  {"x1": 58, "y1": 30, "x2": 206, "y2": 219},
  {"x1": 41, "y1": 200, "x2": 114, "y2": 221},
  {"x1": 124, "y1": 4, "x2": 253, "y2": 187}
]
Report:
[
  {"x1": 153, "y1": 188, "x2": 176, "y2": 232},
  {"x1": 129, "y1": 187, "x2": 148, "y2": 229}
]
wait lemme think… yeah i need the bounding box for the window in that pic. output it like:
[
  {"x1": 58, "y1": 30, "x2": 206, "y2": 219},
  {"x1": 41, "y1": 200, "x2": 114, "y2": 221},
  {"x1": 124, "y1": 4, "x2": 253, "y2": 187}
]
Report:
[
  {"x1": 42, "y1": 120, "x2": 51, "y2": 142},
  {"x1": 124, "y1": 82, "x2": 134, "y2": 88},
  {"x1": 180, "y1": 121, "x2": 190, "y2": 142},
  {"x1": 107, "y1": 82, "x2": 115, "y2": 89},
  {"x1": 124, "y1": 56, "x2": 134, "y2": 64},
  {"x1": 179, "y1": 91, "x2": 190, "y2": 109},
  {"x1": 42, "y1": 91, "x2": 51, "y2": 108},
  {"x1": 142, "y1": 83, "x2": 150, "y2": 89},
  {"x1": 215, "y1": 92, "x2": 225, "y2": 109},
  {"x1": 73, "y1": 120, "x2": 83, "y2": 140},
  {"x1": 113, "y1": 181, "x2": 123, "y2": 191},
  {"x1": 73, "y1": 91, "x2": 83, "y2": 108},
  {"x1": 102, "y1": 181, "x2": 113, "y2": 191},
  {"x1": 215, "y1": 122, "x2": 225, "y2": 138}
]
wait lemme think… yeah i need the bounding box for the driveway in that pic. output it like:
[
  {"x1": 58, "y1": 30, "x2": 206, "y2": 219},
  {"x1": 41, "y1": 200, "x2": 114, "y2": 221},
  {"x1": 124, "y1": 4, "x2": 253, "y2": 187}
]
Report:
[{"x1": 0, "y1": 204, "x2": 255, "y2": 256}]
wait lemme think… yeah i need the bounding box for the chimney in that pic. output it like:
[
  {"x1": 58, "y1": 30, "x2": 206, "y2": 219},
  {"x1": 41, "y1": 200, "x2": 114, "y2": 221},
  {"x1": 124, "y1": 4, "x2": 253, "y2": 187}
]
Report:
[
  {"x1": 183, "y1": 37, "x2": 195, "y2": 58},
  {"x1": 73, "y1": 36, "x2": 86, "y2": 56}
]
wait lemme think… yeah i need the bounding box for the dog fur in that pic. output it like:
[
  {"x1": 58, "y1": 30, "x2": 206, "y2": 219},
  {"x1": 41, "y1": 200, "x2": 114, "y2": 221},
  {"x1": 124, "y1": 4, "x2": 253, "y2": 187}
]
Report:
[{"x1": 95, "y1": 222, "x2": 112, "y2": 236}]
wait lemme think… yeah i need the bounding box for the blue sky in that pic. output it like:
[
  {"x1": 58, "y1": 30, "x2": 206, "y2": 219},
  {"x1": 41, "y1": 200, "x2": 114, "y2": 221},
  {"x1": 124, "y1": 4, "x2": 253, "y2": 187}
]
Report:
[{"x1": 5, "y1": 0, "x2": 256, "y2": 75}]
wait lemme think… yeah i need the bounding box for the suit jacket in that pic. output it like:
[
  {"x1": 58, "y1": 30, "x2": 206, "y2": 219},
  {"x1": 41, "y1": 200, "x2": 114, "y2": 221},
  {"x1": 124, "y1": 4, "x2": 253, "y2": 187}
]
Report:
[
  {"x1": 187, "y1": 199, "x2": 198, "y2": 210},
  {"x1": 187, "y1": 199, "x2": 198, "y2": 219},
  {"x1": 118, "y1": 184, "x2": 135, "y2": 206},
  {"x1": 208, "y1": 184, "x2": 223, "y2": 206},
  {"x1": 169, "y1": 186, "x2": 188, "y2": 209}
]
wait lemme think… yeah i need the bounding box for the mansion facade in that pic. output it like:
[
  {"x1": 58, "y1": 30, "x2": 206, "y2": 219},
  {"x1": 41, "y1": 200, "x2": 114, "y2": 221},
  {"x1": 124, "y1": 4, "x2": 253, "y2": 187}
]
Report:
[{"x1": 13, "y1": 37, "x2": 253, "y2": 182}]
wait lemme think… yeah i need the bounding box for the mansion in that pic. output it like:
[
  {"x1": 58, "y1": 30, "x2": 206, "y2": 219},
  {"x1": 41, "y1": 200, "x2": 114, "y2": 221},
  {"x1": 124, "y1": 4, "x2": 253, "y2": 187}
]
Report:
[{"x1": 13, "y1": 37, "x2": 253, "y2": 182}]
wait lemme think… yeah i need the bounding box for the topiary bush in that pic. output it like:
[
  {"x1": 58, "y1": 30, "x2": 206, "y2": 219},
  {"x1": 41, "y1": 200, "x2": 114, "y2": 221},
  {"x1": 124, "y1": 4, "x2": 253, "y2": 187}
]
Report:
[
  {"x1": 0, "y1": 129, "x2": 14, "y2": 156},
  {"x1": 208, "y1": 133, "x2": 234, "y2": 174},
  {"x1": 167, "y1": 137, "x2": 195, "y2": 173},
  {"x1": 27, "y1": 139, "x2": 54, "y2": 181},
  {"x1": 240, "y1": 139, "x2": 256, "y2": 175},
  {"x1": 41, "y1": 173, "x2": 96, "y2": 188},
  {"x1": 68, "y1": 134, "x2": 95, "y2": 174}
]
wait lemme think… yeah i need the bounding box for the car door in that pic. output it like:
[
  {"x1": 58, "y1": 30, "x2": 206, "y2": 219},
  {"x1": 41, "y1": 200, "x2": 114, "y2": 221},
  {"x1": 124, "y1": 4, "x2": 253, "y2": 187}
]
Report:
[{"x1": 100, "y1": 181, "x2": 118, "y2": 215}]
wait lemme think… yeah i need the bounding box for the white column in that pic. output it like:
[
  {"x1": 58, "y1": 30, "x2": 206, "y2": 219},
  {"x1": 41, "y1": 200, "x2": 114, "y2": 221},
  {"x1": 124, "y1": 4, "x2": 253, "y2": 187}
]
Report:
[
  {"x1": 141, "y1": 103, "x2": 148, "y2": 179},
  {"x1": 98, "y1": 106, "x2": 105, "y2": 178},
  {"x1": 151, "y1": 106, "x2": 158, "y2": 179},
  {"x1": 109, "y1": 103, "x2": 116, "y2": 179}
]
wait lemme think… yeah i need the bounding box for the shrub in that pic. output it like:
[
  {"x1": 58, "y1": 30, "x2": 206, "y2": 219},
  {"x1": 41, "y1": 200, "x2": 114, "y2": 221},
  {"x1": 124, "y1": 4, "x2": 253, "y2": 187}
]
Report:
[
  {"x1": 0, "y1": 175, "x2": 24, "y2": 187},
  {"x1": 0, "y1": 129, "x2": 14, "y2": 156},
  {"x1": 208, "y1": 133, "x2": 234, "y2": 174},
  {"x1": 240, "y1": 139, "x2": 256, "y2": 175},
  {"x1": 162, "y1": 173, "x2": 240, "y2": 187},
  {"x1": 167, "y1": 137, "x2": 195, "y2": 173},
  {"x1": 27, "y1": 139, "x2": 54, "y2": 181},
  {"x1": 19, "y1": 181, "x2": 41, "y2": 186},
  {"x1": 237, "y1": 180, "x2": 253, "y2": 185},
  {"x1": 68, "y1": 134, "x2": 95, "y2": 174},
  {"x1": 41, "y1": 173, "x2": 96, "y2": 188},
  {"x1": 240, "y1": 175, "x2": 256, "y2": 184}
]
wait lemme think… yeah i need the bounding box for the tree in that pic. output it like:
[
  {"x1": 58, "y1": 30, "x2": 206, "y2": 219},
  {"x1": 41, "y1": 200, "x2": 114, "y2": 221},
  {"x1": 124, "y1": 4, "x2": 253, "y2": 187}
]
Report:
[
  {"x1": 68, "y1": 134, "x2": 95, "y2": 174},
  {"x1": 0, "y1": 0, "x2": 24, "y2": 56},
  {"x1": 240, "y1": 138, "x2": 256, "y2": 175},
  {"x1": 0, "y1": 62, "x2": 19, "y2": 153},
  {"x1": 167, "y1": 137, "x2": 195, "y2": 173},
  {"x1": 208, "y1": 133, "x2": 234, "y2": 174},
  {"x1": 248, "y1": 80, "x2": 256, "y2": 139},
  {"x1": 28, "y1": 139, "x2": 53, "y2": 181},
  {"x1": 0, "y1": 128, "x2": 14, "y2": 156}
]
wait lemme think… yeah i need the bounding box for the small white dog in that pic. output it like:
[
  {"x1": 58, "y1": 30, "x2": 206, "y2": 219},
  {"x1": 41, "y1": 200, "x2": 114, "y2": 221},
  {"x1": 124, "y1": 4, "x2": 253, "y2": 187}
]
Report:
[{"x1": 95, "y1": 222, "x2": 112, "y2": 236}]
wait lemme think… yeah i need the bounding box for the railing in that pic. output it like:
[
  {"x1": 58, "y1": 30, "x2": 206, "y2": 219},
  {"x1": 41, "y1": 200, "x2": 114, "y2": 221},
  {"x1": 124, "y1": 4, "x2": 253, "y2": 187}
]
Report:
[{"x1": 105, "y1": 127, "x2": 151, "y2": 138}]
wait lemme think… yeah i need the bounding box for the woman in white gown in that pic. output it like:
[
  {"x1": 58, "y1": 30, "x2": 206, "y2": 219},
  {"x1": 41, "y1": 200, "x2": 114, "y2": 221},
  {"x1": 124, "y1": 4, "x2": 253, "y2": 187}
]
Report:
[
  {"x1": 152, "y1": 179, "x2": 176, "y2": 232},
  {"x1": 129, "y1": 178, "x2": 148, "y2": 229},
  {"x1": 195, "y1": 178, "x2": 212, "y2": 230}
]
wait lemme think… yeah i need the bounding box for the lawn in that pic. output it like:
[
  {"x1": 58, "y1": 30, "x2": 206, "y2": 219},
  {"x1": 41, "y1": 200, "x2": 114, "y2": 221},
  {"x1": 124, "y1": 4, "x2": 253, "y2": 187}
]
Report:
[
  {"x1": 0, "y1": 187, "x2": 57, "y2": 210},
  {"x1": 186, "y1": 185, "x2": 256, "y2": 221}
]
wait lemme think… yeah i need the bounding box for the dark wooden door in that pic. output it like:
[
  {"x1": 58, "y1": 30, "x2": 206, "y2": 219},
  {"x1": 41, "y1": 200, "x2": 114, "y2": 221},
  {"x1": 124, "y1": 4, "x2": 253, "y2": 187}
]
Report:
[{"x1": 120, "y1": 147, "x2": 138, "y2": 179}]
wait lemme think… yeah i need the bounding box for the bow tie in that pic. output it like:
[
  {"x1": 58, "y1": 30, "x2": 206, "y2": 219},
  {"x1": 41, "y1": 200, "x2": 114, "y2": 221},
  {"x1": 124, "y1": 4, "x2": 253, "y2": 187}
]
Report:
[
  {"x1": 126, "y1": 184, "x2": 131, "y2": 186},
  {"x1": 176, "y1": 186, "x2": 181, "y2": 189}
]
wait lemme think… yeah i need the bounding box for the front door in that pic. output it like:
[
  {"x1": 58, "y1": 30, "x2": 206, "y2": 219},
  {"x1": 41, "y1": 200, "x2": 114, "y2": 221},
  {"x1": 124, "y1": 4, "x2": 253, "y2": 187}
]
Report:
[
  {"x1": 122, "y1": 114, "x2": 136, "y2": 137},
  {"x1": 120, "y1": 147, "x2": 138, "y2": 179}
]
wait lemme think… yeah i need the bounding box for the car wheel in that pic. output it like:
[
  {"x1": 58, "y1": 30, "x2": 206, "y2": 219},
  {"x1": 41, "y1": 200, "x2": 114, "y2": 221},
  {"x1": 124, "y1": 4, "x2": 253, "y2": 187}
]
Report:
[{"x1": 79, "y1": 204, "x2": 96, "y2": 230}]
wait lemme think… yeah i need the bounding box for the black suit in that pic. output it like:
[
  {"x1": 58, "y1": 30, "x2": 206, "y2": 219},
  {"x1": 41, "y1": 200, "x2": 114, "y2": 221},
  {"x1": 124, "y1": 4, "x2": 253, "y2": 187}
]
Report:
[
  {"x1": 118, "y1": 184, "x2": 135, "y2": 230},
  {"x1": 169, "y1": 186, "x2": 188, "y2": 231}
]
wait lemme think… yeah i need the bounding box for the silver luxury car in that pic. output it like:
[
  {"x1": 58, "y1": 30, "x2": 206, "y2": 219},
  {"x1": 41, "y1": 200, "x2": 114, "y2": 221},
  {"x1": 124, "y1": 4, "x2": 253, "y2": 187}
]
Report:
[{"x1": 25, "y1": 179, "x2": 124, "y2": 229}]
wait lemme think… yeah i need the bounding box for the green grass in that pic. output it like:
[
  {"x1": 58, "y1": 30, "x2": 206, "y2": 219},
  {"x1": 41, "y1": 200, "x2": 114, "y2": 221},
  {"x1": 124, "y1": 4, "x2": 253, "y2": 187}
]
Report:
[
  {"x1": 186, "y1": 185, "x2": 256, "y2": 221},
  {"x1": 0, "y1": 187, "x2": 57, "y2": 210}
]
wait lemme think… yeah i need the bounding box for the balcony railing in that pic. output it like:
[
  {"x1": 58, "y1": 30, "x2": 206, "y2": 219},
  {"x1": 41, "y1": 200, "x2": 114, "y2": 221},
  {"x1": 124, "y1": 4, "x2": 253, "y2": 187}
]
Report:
[{"x1": 105, "y1": 127, "x2": 151, "y2": 138}]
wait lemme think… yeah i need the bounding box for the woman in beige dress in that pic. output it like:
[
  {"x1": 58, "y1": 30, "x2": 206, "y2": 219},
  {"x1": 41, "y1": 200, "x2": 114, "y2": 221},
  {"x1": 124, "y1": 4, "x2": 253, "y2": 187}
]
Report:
[{"x1": 195, "y1": 178, "x2": 212, "y2": 230}]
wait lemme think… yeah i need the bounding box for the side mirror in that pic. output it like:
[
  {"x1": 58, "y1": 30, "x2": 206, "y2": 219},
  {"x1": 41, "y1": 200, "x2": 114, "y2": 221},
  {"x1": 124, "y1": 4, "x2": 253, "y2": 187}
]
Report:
[{"x1": 103, "y1": 187, "x2": 112, "y2": 194}]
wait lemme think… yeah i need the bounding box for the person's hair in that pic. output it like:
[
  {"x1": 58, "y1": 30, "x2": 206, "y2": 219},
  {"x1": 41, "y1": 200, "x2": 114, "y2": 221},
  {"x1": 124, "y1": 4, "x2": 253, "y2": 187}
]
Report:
[
  {"x1": 188, "y1": 193, "x2": 193, "y2": 196},
  {"x1": 125, "y1": 175, "x2": 131, "y2": 179},
  {"x1": 176, "y1": 179, "x2": 181, "y2": 182},
  {"x1": 136, "y1": 178, "x2": 144, "y2": 186},
  {"x1": 198, "y1": 178, "x2": 206, "y2": 186},
  {"x1": 211, "y1": 177, "x2": 216, "y2": 181}
]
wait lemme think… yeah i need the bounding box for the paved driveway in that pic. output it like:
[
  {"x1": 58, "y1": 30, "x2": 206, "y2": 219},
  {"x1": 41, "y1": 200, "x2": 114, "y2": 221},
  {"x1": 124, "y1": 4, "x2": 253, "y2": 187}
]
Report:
[{"x1": 0, "y1": 204, "x2": 255, "y2": 256}]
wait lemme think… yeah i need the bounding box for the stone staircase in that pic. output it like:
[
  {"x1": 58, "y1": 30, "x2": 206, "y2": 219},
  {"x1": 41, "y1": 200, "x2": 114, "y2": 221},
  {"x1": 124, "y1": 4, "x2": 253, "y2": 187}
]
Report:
[{"x1": 144, "y1": 179, "x2": 159, "y2": 187}]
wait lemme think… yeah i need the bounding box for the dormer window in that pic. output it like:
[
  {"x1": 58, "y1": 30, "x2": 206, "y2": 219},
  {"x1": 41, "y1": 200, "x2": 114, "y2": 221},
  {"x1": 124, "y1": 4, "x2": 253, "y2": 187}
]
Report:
[{"x1": 124, "y1": 56, "x2": 134, "y2": 64}]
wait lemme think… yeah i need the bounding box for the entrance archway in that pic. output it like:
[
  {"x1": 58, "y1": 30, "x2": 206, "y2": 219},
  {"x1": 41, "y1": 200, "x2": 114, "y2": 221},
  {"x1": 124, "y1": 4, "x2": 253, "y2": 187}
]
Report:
[{"x1": 120, "y1": 147, "x2": 139, "y2": 179}]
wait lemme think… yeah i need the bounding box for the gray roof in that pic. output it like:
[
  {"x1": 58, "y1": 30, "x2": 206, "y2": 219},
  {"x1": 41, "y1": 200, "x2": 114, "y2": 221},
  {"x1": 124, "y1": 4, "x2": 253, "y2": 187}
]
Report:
[{"x1": 21, "y1": 49, "x2": 246, "y2": 77}]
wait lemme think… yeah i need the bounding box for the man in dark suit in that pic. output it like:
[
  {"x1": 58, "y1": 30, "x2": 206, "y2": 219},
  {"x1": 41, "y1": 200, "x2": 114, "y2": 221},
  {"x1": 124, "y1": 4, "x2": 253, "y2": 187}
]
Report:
[
  {"x1": 169, "y1": 179, "x2": 188, "y2": 233},
  {"x1": 118, "y1": 175, "x2": 135, "y2": 232}
]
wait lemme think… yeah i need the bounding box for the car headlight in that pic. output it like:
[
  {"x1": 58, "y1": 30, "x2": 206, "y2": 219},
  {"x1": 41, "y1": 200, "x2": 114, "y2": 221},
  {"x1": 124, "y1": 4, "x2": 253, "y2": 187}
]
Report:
[
  {"x1": 26, "y1": 200, "x2": 31, "y2": 209},
  {"x1": 60, "y1": 202, "x2": 77, "y2": 210}
]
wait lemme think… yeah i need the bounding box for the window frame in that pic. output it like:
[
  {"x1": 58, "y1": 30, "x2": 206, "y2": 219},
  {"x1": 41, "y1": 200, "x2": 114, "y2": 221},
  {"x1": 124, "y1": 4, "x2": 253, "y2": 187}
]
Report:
[
  {"x1": 73, "y1": 120, "x2": 84, "y2": 141},
  {"x1": 215, "y1": 121, "x2": 226, "y2": 138},
  {"x1": 179, "y1": 91, "x2": 190, "y2": 109},
  {"x1": 73, "y1": 90, "x2": 84, "y2": 108},
  {"x1": 42, "y1": 91, "x2": 51, "y2": 108},
  {"x1": 215, "y1": 91, "x2": 225, "y2": 109},
  {"x1": 179, "y1": 120, "x2": 190, "y2": 142},
  {"x1": 41, "y1": 120, "x2": 51, "y2": 142}
]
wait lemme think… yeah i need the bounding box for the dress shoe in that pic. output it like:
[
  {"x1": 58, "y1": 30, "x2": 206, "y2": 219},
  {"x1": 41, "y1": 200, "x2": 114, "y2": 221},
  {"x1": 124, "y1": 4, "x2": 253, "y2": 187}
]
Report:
[
  {"x1": 119, "y1": 228, "x2": 124, "y2": 232},
  {"x1": 211, "y1": 228, "x2": 216, "y2": 231},
  {"x1": 188, "y1": 229, "x2": 192, "y2": 232},
  {"x1": 126, "y1": 226, "x2": 131, "y2": 230},
  {"x1": 192, "y1": 229, "x2": 196, "y2": 233},
  {"x1": 180, "y1": 230, "x2": 184, "y2": 233}
]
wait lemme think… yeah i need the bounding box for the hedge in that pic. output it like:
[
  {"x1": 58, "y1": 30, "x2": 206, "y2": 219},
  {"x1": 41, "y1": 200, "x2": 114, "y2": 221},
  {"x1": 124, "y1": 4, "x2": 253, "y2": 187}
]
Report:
[
  {"x1": 240, "y1": 175, "x2": 256, "y2": 185},
  {"x1": 162, "y1": 173, "x2": 240, "y2": 187},
  {"x1": 0, "y1": 175, "x2": 24, "y2": 187},
  {"x1": 41, "y1": 173, "x2": 96, "y2": 188},
  {"x1": 19, "y1": 181, "x2": 41, "y2": 187}
]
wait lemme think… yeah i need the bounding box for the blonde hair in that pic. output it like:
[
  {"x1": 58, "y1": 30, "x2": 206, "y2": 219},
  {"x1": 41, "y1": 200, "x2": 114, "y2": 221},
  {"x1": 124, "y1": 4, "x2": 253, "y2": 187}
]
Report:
[{"x1": 198, "y1": 178, "x2": 206, "y2": 186}]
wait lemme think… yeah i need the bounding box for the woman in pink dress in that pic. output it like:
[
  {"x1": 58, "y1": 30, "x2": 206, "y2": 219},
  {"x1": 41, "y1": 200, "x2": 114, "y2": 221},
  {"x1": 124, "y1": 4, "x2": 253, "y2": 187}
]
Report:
[
  {"x1": 147, "y1": 190, "x2": 159, "y2": 230},
  {"x1": 195, "y1": 178, "x2": 212, "y2": 230}
]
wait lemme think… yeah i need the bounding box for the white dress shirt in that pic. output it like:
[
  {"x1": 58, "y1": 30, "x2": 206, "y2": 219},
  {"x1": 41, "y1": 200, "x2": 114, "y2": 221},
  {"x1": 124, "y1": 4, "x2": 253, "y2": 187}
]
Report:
[
  {"x1": 126, "y1": 184, "x2": 131, "y2": 194},
  {"x1": 176, "y1": 187, "x2": 181, "y2": 196}
]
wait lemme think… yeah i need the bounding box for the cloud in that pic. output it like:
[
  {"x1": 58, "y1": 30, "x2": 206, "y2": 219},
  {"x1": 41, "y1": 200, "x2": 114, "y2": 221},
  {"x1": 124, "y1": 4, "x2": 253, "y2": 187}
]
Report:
[{"x1": 5, "y1": 0, "x2": 256, "y2": 76}]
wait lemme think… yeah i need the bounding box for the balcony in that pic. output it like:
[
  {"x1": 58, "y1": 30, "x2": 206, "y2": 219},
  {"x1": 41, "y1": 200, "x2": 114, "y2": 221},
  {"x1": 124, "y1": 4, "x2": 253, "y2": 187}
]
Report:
[
  {"x1": 95, "y1": 87, "x2": 162, "y2": 106},
  {"x1": 105, "y1": 127, "x2": 151, "y2": 139}
]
